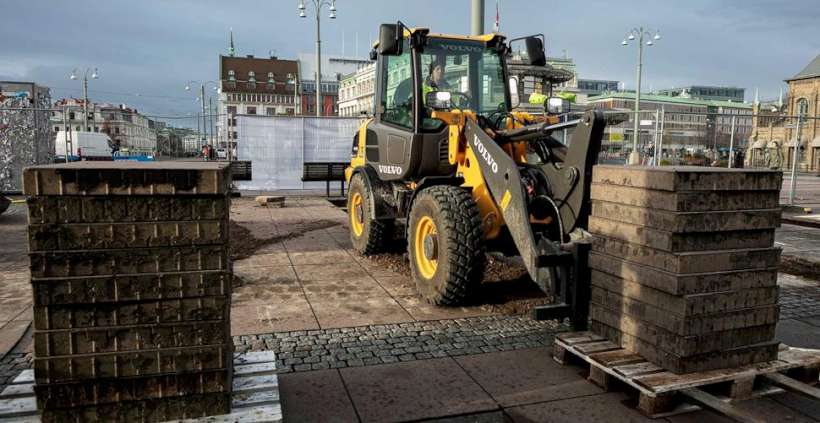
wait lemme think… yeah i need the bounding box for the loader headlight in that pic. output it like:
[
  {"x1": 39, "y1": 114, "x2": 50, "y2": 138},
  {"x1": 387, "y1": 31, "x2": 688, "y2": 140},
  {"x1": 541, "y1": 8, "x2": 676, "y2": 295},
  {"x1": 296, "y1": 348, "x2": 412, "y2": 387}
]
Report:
[
  {"x1": 546, "y1": 97, "x2": 570, "y2": 115},
  {"x1": 426, "y1": 91, "x2": 452, "y2": 110}
]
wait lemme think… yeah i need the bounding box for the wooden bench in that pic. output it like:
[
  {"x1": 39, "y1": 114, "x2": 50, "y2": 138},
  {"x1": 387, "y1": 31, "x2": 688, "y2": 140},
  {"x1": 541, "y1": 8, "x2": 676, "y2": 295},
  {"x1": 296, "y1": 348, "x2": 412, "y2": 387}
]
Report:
[
  {"x1": 231, "y1": 160, "x2": 253, "y2": 181},
  {"x1": 302, "y1": 162, "x2": 347, "y2": 197}
]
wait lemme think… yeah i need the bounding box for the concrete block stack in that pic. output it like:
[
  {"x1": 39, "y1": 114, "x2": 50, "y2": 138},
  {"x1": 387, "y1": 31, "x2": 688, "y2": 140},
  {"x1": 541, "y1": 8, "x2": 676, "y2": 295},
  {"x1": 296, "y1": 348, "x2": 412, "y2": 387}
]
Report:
[
  {"x1": 23, "y1": 162, "x2": 233, "y2": 422},
  {"x1": 588, "y1": 165, "x2": 782, "y2": 374}
]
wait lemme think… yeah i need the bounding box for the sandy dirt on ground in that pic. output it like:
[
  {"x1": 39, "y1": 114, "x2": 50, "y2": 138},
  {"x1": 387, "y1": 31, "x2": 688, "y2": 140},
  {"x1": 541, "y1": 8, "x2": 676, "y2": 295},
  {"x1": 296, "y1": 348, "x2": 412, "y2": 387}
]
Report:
[{"x1": 229, "y1": 219, "x2": 339, "y2": 261}]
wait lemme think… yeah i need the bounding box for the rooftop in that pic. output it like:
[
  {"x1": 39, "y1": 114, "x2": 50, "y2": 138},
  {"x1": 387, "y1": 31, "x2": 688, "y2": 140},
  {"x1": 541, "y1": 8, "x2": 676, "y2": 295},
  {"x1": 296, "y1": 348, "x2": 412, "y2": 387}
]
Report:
[
  {"x1": 787, "y1": 54, "x2": 820, "y2": 81},
  {"x1": 219, "y1": 55, "x2": 299, "y2": 95},
  {"x1": 587, "y1": 91, "x2": 752, "y2": 109}
]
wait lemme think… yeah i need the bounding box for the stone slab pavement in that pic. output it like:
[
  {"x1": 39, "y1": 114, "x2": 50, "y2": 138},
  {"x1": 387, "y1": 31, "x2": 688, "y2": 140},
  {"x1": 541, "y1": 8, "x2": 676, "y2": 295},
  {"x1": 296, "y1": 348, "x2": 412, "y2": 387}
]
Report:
[{"x1": 2, "y1": 196, "x2": 820, "y2": 421}]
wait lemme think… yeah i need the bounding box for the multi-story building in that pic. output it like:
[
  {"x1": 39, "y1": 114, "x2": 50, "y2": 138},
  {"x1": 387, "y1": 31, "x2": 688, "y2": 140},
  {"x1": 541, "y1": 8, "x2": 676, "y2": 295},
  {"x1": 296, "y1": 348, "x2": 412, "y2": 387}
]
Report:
[
  {"x1": 545, "y1": 56, "x2": 577, "y2": 89},
  {"x1": 577, "y1": 79, "x2": 620, "y2": 96},
  {"x1": 338, "y1": 62, "x2": 376, "y2": 117},
  {"x1": 218, "y1": 54, "x2": 300, "y2": 147},
  {"x1": 298, "y1": 54, "x2": 371, "y2": 116},
  {"x1": 0, "y1": 81, "x2": 53, "y2": 191},
  {"x1": 748, "y1": 54, "x2": 820, "y2": 170},
  {"x1": 656, "y1": 85, "x2": 745, "y2": 103},
  {"x1": 588, "y1": 92, "x2": 752, "y2": 159},
  {"x1": 51, "y1": 99, "x2": 158, "y2": 154}
]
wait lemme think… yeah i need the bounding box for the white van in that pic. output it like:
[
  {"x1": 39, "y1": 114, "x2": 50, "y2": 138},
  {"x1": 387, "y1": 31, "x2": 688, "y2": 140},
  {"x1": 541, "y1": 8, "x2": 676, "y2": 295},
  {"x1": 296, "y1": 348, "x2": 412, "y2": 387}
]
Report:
[{"x1": 55, "y1": 131, "x2": 113, "y2": 161}]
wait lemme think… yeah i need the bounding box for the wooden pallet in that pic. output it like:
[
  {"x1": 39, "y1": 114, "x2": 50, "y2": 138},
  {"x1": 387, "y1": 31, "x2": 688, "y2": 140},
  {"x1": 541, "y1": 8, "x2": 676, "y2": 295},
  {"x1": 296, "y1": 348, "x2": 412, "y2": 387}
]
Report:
[
  {"x1": 554, "y1": 331, "x2": 820, "y2": 422},
  {"x1": 0, "y1": 351, "x2": 282, "y2": 423}
]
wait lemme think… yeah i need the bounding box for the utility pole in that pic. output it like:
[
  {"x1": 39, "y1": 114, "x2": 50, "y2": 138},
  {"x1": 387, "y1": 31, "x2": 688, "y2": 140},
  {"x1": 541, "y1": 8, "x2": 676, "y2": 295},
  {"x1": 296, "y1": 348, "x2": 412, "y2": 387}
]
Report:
[
  {"x1": 622, "y1": 28, "x2": 661, "y2": 165},
  {"x1": 209, "y1": 97, "x2": 215, "y2": 148},
  {"x1": 728, "y1": 115, "x2": 736, "y2": 168},
  {"x1": 70, "y1": 68, "x2": 98, "y2": 132},
  {"x1": 788, "y1": 114, "x2": 803, "y2": 205},
  {"x1": 200, "y1": 84, "x2": 207, "y2": 147},
  {"x1": 471, "y1": 0, "x2": 485, "y2": 35},
  {"x1": 299, "y1": 0, "x2": 337, "y2": 117}
]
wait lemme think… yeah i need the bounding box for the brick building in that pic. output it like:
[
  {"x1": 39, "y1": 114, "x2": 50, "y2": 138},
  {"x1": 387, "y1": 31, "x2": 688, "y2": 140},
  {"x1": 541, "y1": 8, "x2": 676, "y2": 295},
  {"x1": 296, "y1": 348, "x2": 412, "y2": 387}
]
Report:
[{"x1": 748, "y1": 54, "x2": 820, "y2": 170}]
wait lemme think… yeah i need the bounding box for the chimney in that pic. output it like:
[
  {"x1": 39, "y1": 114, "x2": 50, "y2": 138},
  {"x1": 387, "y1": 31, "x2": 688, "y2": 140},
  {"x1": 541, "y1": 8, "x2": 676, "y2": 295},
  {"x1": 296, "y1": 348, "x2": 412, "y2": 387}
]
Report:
[{"x1": 247, "y1": 54, "x2": 254, "y2": 58}]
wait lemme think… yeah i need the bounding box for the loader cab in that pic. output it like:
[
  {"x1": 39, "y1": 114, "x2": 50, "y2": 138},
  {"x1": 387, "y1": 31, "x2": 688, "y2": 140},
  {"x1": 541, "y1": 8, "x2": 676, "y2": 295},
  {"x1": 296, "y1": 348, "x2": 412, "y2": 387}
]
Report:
[{"x1": 363, "y1": 24, "x2": 517, "y2": 182}]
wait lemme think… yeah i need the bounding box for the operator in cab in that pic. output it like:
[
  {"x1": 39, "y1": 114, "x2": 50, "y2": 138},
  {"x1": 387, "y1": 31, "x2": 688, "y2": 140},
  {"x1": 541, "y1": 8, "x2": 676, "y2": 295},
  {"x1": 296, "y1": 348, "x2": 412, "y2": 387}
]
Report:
[{"x1": 422, "y1": 57, "x2": 451, "y2": 102}]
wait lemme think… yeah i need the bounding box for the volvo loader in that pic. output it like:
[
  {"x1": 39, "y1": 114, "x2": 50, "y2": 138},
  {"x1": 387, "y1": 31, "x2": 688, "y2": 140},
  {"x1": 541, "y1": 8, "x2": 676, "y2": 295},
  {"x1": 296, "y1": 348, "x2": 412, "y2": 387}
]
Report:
[{"x1": 345, "y1": 23, "x2": 606, "y2": 328}]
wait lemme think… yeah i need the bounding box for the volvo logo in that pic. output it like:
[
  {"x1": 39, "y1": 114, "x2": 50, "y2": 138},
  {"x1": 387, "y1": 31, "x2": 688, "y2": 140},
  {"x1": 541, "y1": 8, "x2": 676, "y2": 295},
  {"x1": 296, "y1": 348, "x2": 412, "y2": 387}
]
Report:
[
  {"x1": 472, "y1": 134, "x2": 498, "y2": 174},
  {"x1": 378, "y1": 164, "x2": 403, "y2": 175}
]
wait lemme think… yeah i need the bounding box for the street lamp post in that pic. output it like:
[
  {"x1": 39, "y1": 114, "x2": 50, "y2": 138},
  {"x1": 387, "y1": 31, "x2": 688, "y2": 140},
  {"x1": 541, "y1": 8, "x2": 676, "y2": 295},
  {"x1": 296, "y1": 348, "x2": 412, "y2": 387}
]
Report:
[
  {"x1": 621, "y1": 27, "x2": 661, "y2": 165},
  {"x1": 70, "y1": 68, "x2": 99, "y2": 132},
  {"x1": 185, "y1": 81, "x2": 219, "y2": 149},
  {"x1": 299, "y1": 0, "x2": 337, "y2": 117}
]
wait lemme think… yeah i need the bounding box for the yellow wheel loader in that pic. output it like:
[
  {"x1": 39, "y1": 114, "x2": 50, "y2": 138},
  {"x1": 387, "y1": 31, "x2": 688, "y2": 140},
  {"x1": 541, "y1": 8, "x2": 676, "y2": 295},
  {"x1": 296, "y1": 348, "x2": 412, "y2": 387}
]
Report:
[{"x1": 345, "y1": 22, "x2": 606, "y2": 328}]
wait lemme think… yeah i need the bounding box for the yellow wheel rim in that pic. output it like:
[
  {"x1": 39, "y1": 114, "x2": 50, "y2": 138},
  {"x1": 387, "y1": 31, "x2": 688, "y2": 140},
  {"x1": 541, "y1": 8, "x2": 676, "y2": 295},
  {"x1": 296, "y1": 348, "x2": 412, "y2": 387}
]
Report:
[
  {"x1": 414, "y1": 216, "x2": 438, "y2": 279},
  {"x1": 350, "y1": 192, "x2": 364, "y2": 237}
]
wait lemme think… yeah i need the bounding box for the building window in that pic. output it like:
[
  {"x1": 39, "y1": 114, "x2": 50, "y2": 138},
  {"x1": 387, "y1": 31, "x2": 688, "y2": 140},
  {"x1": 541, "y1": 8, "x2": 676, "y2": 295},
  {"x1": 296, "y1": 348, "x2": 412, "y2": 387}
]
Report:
[
  {"x1": 228, "y1": 70, "x2": 235, "y2": 81},
  {"x1": 227, "y1": 106, "x2": 237, "y2": 115},
  {"x1": 266, "y1": 107, "x2": 275, "y2": 115},
  {"x1": 797, "y1": 98, "x2": 809, "y2": 116},
  {"x1": 248, "y1": 71, "x2": 256, "y2": 82},
  {"x1": 247, "y1": 106, "x2": 257, "y2": 115}
]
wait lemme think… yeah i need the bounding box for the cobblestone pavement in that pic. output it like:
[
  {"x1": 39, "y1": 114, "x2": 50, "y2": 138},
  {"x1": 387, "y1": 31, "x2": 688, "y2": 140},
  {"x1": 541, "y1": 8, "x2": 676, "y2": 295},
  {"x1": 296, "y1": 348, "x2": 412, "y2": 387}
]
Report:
[
  {"x1": 779, "y1": 285, "x2": 820, "y2": 320},
  {"x1": 233, "y1": 315, "x2": 566, "y2": 373}
]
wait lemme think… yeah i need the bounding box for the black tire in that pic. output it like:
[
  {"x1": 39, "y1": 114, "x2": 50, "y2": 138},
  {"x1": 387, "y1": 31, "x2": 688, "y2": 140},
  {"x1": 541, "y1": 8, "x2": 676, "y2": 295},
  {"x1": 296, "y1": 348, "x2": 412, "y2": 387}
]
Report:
[
  {"x1": 407, "y1": 185, "x2": 485, "y2": 305},
  {"x1": 348, "y1": 173, "x2": 392, "y2": 255}
]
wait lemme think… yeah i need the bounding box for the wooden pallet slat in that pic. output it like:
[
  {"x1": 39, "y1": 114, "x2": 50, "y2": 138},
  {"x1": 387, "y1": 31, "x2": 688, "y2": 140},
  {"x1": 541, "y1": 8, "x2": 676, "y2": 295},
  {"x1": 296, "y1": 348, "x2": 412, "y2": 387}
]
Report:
[
  {"x1": 553, "y1": 331, "x2": 820, "y2": 420},
  {"x1": 679, "y1": 388, "x2": 765, "y2": 423}
]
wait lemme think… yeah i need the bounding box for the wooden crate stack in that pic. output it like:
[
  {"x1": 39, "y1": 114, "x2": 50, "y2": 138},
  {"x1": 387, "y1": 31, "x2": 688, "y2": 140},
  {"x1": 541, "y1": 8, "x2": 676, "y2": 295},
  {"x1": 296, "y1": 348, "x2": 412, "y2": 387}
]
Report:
[
  {"x1": 23, "y1": 162, "x2": 233, "y2": 421},
  {"x1": 587, "y1": 165, "x2": 783, "y2": 374}
]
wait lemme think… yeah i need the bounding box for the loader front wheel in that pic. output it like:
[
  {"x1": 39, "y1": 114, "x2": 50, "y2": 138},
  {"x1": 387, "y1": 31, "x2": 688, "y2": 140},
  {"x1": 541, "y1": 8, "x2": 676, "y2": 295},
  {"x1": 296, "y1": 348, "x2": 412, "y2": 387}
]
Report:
[
  {"x1": 408, "y1": 185, "x2": 485, "y2": 305},
  {"x1": 348, "y1": 173, "x2": 391, "y2": 255}
]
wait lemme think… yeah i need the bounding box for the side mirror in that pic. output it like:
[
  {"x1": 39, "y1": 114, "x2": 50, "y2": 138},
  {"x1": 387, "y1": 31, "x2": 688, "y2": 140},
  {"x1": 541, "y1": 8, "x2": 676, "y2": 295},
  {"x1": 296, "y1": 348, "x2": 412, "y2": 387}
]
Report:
[
  {"x1": 426, "y1": 91, "x2": 452, "y2": 110},
  {"x1": 378, "y1": 23, "x2": 403, "y2": 56},
  {"x1": 524, "y1": 36, "x2": 546, "y2": 66},
  {"x1": 369, "y1": 49, "x2": 378, "y2": 60},
  {"x1": 546, "y1": 96, "x2": 570, "y2": 115}
]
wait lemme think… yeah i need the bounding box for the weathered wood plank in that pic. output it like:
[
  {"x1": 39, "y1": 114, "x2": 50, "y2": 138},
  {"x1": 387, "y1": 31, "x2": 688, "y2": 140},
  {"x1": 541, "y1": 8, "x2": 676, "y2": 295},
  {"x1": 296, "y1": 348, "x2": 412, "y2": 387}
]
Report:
[
  {"x1": 10, "y1": 371, "x2": 33, "y2": 385},
  {"x1": 679, "y1": 388, "x2": 764, "y2": 423},
  {"x1": 233, "y1": 374, "x2": 279, "y2": 393},
  {"x1": 634, "y1": 359, "x2": 789, "y2": 394},
  {"x1": 234, "y1": 362, "x2": 277, "y2": 377},
  {"x1": 762, "y1": 373, "x2": 820, "y2": 400},
  {"x1": 234, "y1": 351, "x2": 277, "y2": 366},
  {"x1": 555, "y1": 331, "x2": 605, "y2": 345},
  {"x1": 588, "y1": 349, "x2": 644, "y2": 368},
  {"x1": 0, "y1": 383, "x2": 34, "y2": 399},
  {"x1": 574, "y1": 341, "x2": 620, "y2": 355},
  {"x1": 613, "y1": 362, "x2": 663, "y2": 378},
  {"x1": 179, "y1": 404, "x2": 283, "y2": 423},
  {"x1": 0, "y1": 396, "x2": 37, "y2": 419},
  {"x1": 233, "y1": 390, "x2": 280, "y2": 409}
]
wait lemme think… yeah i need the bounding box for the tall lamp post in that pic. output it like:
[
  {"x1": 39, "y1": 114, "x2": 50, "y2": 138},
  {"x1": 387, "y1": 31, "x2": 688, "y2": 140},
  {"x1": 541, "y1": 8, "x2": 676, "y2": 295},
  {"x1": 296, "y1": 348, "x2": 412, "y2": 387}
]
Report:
[
  {"x1": 298, "y1": 0, "x2": 337, "y2": 117},
  {"x1": 621, "y1": 27, "x2": 661, "y2": 165},
  {"x1": 185, "y1": 81, "x2": 219, "y2": 148},
  {"x1": 70, "y1": 68, "x2": 99, "y2": 132}
]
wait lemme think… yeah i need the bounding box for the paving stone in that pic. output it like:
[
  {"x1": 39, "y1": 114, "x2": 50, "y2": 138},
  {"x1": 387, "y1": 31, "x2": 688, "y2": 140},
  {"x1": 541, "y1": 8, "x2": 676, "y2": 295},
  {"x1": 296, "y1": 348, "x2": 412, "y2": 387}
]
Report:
[
  {"x1": 22, "y1": 162, "x2": 231, "y2": 196},
  {"x1": 589, "y1": 217, "x2": 775, "y2": 252},
  {"x1": 589, "y1": 251, "x2": 777, "y2": 295},
  {"x1": 279, "y1": 369, "x2": 359, "y2": 423},
  {"x1": 591, "y1": 236, "x2": 780, "y2": 274},
  {"x1": 592, "y1": 321, "x2": 779, "y2": 374},
  {"x1": 591, "y1": 304, "x2": 777, "y2": 356},
  {"x1": 591, "y1": 201, "x2": 781, "y2": 232},
  {"x1": 590, "y1": 183, "x2": 780, "y2": 212},
  {"x1": 591, "y1": 165, "x2": 782, "y2": 192},
  {"x1": 505, "y1": 392, "x2": 653, "y2": 423},
  {"x1": 591, "y1": 271, "x2": 779, "y2": 317},
  {"x1": 340, "y1": 358, "x2": 498, "y2": 422}
]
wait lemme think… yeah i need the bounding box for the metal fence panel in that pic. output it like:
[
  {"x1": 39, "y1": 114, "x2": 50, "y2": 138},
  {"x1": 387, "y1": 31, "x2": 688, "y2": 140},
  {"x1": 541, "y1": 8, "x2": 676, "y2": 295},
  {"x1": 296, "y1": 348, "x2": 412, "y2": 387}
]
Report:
[{"x1": 236, "y1": 115, "x2": 359, "y2": 191}]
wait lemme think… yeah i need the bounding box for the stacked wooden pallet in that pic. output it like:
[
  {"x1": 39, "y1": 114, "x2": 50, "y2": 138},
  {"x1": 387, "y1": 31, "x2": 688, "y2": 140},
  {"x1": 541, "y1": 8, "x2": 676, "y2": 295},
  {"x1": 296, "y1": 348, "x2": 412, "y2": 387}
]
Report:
[
  {"x1": 587, "y1": 165, "x2": 783, "y2": 374},
  {"x1": 23, "y1": 162, "x2": 234, "y2": 421}
]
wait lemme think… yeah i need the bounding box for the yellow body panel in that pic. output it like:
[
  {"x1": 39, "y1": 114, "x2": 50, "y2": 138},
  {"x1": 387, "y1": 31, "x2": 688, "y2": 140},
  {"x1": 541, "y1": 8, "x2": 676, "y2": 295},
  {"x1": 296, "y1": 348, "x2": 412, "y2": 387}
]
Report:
[{"x1": 345, "y1": 118, "x2": 372, "y2": 183}]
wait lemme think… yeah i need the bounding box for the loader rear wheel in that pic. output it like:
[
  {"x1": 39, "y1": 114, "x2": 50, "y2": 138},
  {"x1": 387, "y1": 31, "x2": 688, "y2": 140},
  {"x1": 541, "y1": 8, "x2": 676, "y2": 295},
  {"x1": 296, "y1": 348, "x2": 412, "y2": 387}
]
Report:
[
  {"x1": 408, "y1": 185, "x2": 485, "y2": 305},
  {"x1": 348, "y1": 173, "x2": 391, "y2": 255}
]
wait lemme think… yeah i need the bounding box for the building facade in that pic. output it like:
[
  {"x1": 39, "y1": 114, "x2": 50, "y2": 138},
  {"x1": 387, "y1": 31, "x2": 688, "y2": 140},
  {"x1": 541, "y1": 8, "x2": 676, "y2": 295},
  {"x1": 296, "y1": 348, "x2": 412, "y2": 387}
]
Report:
[
  {"x1": 218, "y1": 54, "x2": 300, "y2": 151},
  {"x1": 0, "y1": 81, "x2": 53, "y2": 191},
  {"x1": 338, "y1": 62, "x2": 376, "y2": 117},
  {"x1": 298, "y1": 54, "x2": 371, "y2": 116},
  {"x1": 577, "y1": 79, "x2": 620, "y2": 96},
  {"x1": 588, "y1": 92, "x2": 752, "y2": 161},
  {"x1": 51, "y1": 99, "x2": 158, "y2": 154},
  {"x1": 748, "y1": 54, "x2": 820, "y2": 171},
  {"x1": 656, "y1": 85, "x2": 745, "y2": 103}
]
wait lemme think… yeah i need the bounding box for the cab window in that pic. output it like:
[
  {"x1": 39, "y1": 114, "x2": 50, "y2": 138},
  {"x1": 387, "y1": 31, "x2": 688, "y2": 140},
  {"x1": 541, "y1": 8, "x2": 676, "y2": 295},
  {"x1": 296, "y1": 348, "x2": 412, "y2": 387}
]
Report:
[{"x1": 380, "y1": 40, "x2": 413, "y2": 129}]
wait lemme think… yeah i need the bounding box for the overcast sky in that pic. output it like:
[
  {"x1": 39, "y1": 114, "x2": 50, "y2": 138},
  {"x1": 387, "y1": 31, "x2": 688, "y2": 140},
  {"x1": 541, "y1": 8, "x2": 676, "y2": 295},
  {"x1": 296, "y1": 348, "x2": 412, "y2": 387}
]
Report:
[{"x1": 2, "y1": 0, "x2": 818, "y2": 121}]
